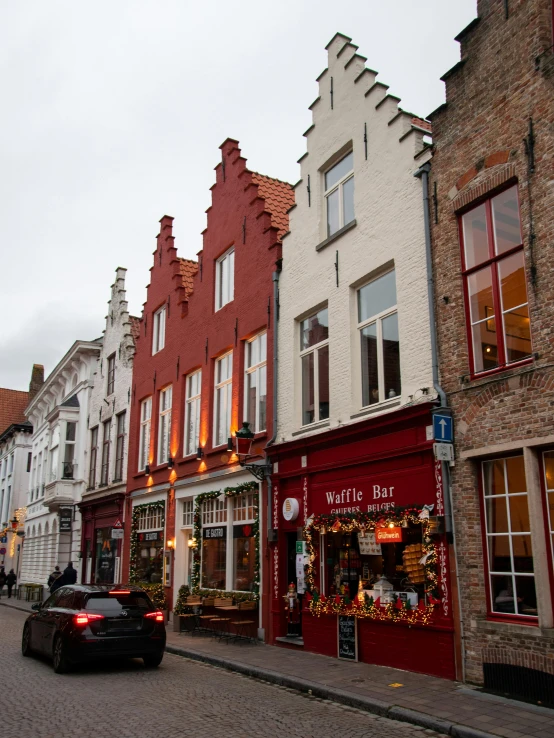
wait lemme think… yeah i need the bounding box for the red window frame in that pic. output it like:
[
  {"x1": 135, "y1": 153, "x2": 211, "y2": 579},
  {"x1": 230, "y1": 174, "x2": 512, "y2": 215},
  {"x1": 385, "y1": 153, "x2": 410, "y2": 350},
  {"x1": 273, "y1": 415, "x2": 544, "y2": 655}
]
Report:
[
  {"x1": 458, "y1": 184, "x2": 532, "y2": 378},
  {"x1": 477, "y1": 454, "x2": 538, "y2": 626}
]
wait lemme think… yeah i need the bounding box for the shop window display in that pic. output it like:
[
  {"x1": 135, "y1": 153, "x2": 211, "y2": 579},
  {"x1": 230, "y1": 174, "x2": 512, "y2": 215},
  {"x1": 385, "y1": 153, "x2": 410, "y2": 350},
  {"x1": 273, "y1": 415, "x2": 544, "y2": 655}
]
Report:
[{"x1": 95, "y1": 527, "x2": 117, "y2": 584}]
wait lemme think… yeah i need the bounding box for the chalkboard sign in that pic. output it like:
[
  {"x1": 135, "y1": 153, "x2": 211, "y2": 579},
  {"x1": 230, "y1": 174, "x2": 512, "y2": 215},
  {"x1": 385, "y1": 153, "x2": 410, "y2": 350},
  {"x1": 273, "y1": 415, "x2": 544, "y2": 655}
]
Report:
[{"x1": 337, "y1": 615, "x2": 358, "y2": 661}]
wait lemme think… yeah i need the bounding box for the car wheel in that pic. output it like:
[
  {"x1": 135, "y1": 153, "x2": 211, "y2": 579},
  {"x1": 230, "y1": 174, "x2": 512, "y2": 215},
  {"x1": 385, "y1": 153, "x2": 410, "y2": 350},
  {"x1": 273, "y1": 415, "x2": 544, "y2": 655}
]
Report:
[
  {"x1": 143, "y1": 652, "x2": 164, "y2": 668},
  {"x1": 52, "y1": 636, "x2": 70, "y2": 674},
  {"x1": 21, "y1": 624, "x2": 32, "y2": 657}
]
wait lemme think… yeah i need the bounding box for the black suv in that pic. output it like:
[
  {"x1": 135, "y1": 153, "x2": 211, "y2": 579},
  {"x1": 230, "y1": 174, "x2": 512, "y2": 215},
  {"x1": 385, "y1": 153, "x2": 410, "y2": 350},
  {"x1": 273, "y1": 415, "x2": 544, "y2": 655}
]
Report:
[{"x1": 22, "y1": 584, "x2": 166, "y2": 673}]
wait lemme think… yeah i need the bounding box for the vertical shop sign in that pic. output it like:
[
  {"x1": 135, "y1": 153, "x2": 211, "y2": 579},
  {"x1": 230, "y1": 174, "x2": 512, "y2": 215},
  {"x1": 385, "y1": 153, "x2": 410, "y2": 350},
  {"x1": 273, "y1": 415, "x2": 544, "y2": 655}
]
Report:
[
  {"x1": 59, "y1": 507, "x2": 73, "y2": 532},
  {"x1": 337, "y1": 615, "x2": 358, "y2": 661},
  {"x1": 437, "y1": 539, "x2": 449, "y2": 618},
  {"x1": 273, "y1": 547, "x2": 279, "y2": 600},
  {"x1": 435, "y1": 460, "x2": 445, "y2": 516},
  {"x1": 302, "y1": 476, "x2": 308, "y2": 525}
]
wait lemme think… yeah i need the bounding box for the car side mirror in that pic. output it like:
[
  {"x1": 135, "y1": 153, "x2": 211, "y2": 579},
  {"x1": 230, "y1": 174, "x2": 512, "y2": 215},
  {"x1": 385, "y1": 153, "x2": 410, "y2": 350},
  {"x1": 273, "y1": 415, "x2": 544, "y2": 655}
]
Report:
[{"x1": 31, "y1": 602, "x2": 42, "y2": 611}]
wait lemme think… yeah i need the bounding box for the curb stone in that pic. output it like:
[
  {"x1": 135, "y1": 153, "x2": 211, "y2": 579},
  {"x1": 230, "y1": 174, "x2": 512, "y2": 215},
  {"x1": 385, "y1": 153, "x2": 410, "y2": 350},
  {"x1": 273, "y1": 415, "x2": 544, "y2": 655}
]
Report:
[
  {"x1": 0, "y1": 600, "x2": 33, "y2": 615},
  {"x1": 165, "y1": 643, "x2": 500, "y2": 738}
]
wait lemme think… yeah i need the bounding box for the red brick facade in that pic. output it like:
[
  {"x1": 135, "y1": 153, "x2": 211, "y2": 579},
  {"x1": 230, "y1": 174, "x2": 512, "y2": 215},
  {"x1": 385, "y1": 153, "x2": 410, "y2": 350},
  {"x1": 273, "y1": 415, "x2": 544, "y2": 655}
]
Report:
[
  {"x1": 429, "y1": 0, "x2": 554, "y2": 685},
  {"x1": 123, "y1": 139, "x2": 293, "y2": 626}
]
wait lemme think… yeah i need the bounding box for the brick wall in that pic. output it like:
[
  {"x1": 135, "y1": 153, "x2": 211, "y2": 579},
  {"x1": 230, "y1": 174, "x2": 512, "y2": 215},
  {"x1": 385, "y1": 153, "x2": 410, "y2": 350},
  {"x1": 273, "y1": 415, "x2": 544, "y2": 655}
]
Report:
[{"x1": 429, "y1": 0, "x2": 554, "y2": 684}]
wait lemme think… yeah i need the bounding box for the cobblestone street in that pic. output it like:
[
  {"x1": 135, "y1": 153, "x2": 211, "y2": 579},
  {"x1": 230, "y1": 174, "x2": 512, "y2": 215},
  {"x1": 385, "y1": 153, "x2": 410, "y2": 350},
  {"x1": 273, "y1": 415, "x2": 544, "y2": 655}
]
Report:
[{"x1": 1, "y1": 607, "x2": 445, "y2": 738}]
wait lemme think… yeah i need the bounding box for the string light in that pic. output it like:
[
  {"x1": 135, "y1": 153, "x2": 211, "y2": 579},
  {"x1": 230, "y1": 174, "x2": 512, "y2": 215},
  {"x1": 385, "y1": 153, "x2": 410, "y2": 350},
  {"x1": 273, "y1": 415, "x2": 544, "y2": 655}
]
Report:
[{"x1": 304, "y1": 507, "x2": 440, "y2": 625}]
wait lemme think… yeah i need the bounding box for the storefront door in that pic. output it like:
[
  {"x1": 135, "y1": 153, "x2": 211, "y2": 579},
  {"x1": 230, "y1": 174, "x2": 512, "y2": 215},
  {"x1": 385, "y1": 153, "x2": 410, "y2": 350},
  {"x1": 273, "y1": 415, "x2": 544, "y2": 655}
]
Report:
[{"x1": 95, "y1": 527, "x2": 117, "y2": 584}]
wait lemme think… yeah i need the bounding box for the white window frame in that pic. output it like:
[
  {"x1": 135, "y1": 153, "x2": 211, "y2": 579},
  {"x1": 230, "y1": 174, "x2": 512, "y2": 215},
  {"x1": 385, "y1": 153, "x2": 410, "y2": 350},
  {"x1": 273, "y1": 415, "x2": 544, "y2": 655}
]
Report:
[
  {"x1": 244, "y1": 333, "x2": 267, "y2": 433},
  {"x1": 152, "y1": 305, "x2": 166, "y2": 355},
  {"x1": 324, "y1": 151, "x2": 354, "y2": 238},
  {"x1": 136, "y1": 505, "x2": 163, "y2": 532},
  {"x1": 181, "y1": 499, "x2": 193, "y2": 528},
  {"x1": 184, "y1": 371, "x2": 201, "y2": 457},
  {"x1": 157, "y1": 385, "x2": 172, "y2": 465},
  {"x1": 357, "y1": 270, "x2": 400, "y2": 407},
  {"x1": 202, "y1": 497, "x2": 227, "y2": 526},
  {"x1": 213, "y1": 352, "x2": 233, "y2": 447},
  {"x1": 299, "y1": 309, "x2": 329, "y2": 426},
  {"x1": 107, "y1": 353, "x2": 116, "y2": 395},
  {"x1": 215, "y1": 248, "x2": 235, "y2": 311},
  {"x1": 233, "y1": 493, "x2": 256, "y2": 523},
  {"x1": 138, "y1": 397, "x2": 152, "y2": 472}
]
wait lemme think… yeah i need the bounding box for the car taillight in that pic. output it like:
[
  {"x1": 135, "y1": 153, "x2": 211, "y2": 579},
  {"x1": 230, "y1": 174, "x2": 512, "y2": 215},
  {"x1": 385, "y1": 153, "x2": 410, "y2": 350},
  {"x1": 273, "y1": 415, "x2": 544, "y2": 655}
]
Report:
[
  {"x1": 144, "y1": 611, "x2": 164, "y2": 622},
  {"x1": 73, "y1": 612, "x2": 105, "y2": 627}
]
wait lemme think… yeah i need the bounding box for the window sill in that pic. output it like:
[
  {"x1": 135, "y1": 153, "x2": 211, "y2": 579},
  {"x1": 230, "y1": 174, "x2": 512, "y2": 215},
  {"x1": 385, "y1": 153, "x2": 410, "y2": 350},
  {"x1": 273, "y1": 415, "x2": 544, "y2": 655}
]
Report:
[
  {"x1": 462, "y1": 357, "x2": 535, "y2": 386},
  {"x1": 350, "y1": 399, "x2": 401, "y2": 419},
  {"x1": 473, "y1": 615, "x2": 539, "y2": 635},
  {"x1": 291, "y1": 420, "x2": 330, "y2": 437},
  {"x1": 315, "y1": 219, "x2": 357, "y2": 252}
]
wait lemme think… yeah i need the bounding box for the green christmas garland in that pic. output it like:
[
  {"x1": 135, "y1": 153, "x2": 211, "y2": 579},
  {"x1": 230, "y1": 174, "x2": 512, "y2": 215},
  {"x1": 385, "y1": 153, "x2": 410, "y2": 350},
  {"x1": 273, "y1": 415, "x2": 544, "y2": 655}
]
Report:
[
  {"x1": 191, "y1": 481, "x2": 260, "y2": 600},
  {"x1": 129, "y1": 500, "x2": 166, "y2": 584}
]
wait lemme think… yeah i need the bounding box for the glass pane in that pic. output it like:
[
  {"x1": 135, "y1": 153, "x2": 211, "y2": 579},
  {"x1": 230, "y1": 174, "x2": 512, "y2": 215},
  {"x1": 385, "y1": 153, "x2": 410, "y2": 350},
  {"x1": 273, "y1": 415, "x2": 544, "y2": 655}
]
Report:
[
  {"x1": 66, "y1": 422, "x2": 76, "y2": 442},
  {"x1": 508, "y1": 495, "x2": 530, "y2": 533},
  {"x1": 382, "y1": 313, "x2": 401, "y2": 400},
  {"x1": 515, "y1": 576, "x2": 537, "y2": 616},
  {"x1": 467, "y1": 266, "x2": 493, "y2": 324},
  {"x1": 259, "y1": 365, "x2": 267, "y2": 431},
  {"x1": 234, "y1": 536, "x2": 255, "y2": 591},
  {"x1": 325, "y1": 151, "x2": 353, "y2": 190},
  {"x1": 492, "y1": 186, "x2": 522, "y2": 255},
  {"x1": 246, "y1": 370, "x2": 257, "y2": 429},
  {"x1": 260, "y1": 332, "x2": 267, "y2": 361},
  {"x1": 462, "y1": 203, "x2": 489, "y2": 268},
  {"x1": 472, "y1": 320, "x2": 498, "y2": 372},
  {"x1": 483, "y1": 460, "x2": 505, "y2": 496},
  {"x1": 358, "y1": 271, "x2": 397, "y2": 323},
  {"x1": 228, "y1": 250, "x2": 234, "y2": 302},
  {"x1": 343, "y1": 176, "x2": 354, "y2": 225},
  {"x1": 301, "y1": 309, "x2": 329, "y2": 350},
  {"x1": 504, "y1": 306, "x2": 531, "y2": 364},
  {"x1": 327, "y1": 189, "x2": 340, "y2": 237},
  {"x1": 302, "y1": 352, "x2": 315, "y2": 425},
  {"x1": 488, "y1": 535, "x2": 511, "y2": 572},
  {"x1": 202, "y1": 537, "x2": 226, "y2": 590},
  {"x1": 318, "y1": 345, "x2": 330, "y2": 421},
  {"x1": 491, "y1": 575, "x2": 516, "y2": 613},
  {"x1": 485, "y1": 496, "x2": 508, "y2": 534},
  {"x1": 512, "y1": 535, "x2": 533, "y2": 571},
  {"x1": 361, "y1": 324, "x2": 379, "y2": 406},
  {"x1": 506, "y1": 456, "x2": 526, "y2": 493},
  {"x1": 545, "y1": 452, "x2": 554, "y2": 491},
  {"x1": 498, "y1": 252, "x2": 527, "y2": 312}
]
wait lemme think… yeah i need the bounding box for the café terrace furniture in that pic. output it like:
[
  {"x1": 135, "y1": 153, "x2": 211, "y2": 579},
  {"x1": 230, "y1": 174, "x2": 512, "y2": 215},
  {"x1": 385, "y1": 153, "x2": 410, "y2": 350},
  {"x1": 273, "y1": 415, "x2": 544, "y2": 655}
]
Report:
[
  {"x1": 17, "y1": 583, "x2": 44, "y2": 602},
  {"x1": 230, "y1": 600, "x2": 258, "y2": 643}
]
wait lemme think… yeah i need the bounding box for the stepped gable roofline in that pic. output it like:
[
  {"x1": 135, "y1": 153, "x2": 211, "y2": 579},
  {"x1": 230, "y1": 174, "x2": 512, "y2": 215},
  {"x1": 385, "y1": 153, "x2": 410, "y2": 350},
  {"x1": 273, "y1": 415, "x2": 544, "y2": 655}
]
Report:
[
  {"x1": 0, "y1": 388, "x2": 29, "y2": 435},
  {"x1": 325, "y1": 32, "x2": 352, "y2": 50},
  {"x1": 129, "y1": 316, "x2": 141, "y2": 341}
]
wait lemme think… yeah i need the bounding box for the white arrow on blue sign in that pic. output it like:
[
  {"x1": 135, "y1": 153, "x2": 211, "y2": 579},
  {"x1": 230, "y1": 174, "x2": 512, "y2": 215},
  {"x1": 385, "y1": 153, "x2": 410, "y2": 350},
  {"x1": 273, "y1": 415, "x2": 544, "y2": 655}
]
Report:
[{"x1": 433, "y1": 414, "x2": 453, "y2": 443}]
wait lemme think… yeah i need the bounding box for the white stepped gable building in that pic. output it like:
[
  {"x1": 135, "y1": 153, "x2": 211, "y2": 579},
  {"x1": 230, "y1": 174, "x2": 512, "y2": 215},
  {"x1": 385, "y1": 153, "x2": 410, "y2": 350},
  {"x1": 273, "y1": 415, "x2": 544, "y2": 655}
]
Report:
[
  {"x1": 20, "y1": 342, "x2": 101, "y2": 585},
  {"x1": 277, "y1": 32, "x2": 435, "y2": 442},
  {"x1": 80, "y1": 267, "x2": 137, "y2": 585}
]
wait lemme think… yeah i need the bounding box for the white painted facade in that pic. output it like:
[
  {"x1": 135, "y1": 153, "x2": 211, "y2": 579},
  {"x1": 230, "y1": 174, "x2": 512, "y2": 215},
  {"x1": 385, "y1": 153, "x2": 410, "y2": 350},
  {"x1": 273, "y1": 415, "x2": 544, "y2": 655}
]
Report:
[
  {"x1": 20, "y1": 341, "x2": 101, "y2": 585},
  {"x1": 81, "y1": 267, "x2": 136, "y2": 584},
  {"x1": 0, "y1": 424, "x2": 32, "y2": 576},
  {"x1": 277, "y1": 33, "x2": 434, "y2": 444}
]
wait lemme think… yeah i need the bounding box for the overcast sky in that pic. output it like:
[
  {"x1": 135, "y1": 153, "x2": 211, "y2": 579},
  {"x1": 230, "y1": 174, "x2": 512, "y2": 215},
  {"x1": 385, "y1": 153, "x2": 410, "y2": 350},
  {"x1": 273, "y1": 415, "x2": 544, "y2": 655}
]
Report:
[{"x1": 0, "y1": 0, "x2": 476, "y2": 391}]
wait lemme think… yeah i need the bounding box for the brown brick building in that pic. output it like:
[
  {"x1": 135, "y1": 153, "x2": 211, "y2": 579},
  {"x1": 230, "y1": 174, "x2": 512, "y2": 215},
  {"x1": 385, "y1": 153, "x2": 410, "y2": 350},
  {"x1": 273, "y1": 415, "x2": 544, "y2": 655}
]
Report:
[{"x1": 428, "y1": 0, "x2": 554, "y2": 698}]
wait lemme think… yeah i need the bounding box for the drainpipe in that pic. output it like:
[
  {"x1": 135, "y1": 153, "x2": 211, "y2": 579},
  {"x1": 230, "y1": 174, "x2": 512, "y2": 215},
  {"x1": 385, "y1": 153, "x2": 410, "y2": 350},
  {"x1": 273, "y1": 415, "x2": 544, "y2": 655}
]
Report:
[
  {"x1": 415, "y1": 161, "x2": 465, "y2": 683},
  {"x1": 265, "y1": 261, "x2": 281, "y2": 533}
]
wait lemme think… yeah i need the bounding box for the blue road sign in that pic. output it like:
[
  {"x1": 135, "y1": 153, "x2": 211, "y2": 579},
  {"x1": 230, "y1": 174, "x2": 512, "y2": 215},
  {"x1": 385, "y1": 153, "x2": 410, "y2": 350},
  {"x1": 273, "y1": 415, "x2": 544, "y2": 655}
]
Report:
[{"x1": 433, "y1": 414, "x2": 453, "y2": 443}]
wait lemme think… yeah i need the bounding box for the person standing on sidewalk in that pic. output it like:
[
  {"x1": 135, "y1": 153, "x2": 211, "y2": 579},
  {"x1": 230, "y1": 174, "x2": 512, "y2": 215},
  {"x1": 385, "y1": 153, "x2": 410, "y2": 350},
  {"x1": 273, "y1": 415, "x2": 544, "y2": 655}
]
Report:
[
  {"x1": 47, "y1": 566, "x2": 62, "y2": 589},
  {"x1": 0, "y1": 567, "x2": 6, "y2": 597},
  {"x1": 63, "y1": 562, "x2": 77, "y2": 585},
  {"x1": 6, "y1": 569, "x2": 16, "y2": 598}
]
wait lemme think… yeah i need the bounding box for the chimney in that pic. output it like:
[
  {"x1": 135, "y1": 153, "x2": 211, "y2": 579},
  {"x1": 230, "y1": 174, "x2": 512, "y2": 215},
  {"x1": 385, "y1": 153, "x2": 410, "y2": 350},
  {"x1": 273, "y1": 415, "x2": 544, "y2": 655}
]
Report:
[{"x1": 29, "y1": 364, "x2": 44, "y2": 402}]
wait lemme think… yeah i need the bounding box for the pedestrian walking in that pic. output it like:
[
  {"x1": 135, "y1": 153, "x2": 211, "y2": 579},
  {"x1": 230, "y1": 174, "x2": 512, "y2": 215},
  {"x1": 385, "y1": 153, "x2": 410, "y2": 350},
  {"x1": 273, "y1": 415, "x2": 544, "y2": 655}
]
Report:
[
  {"x1": 47, "y1": 566, "x2": 62, "y2": 589},
  {"x1": 6, "y1": 569, "x2": 16, "y2": 598},
  {"x1": 0, "y1": 567, "x2": 6, "y2": 597},
  {"x1": 64, "y1": 562, "x2": 77, "y2": 585}
]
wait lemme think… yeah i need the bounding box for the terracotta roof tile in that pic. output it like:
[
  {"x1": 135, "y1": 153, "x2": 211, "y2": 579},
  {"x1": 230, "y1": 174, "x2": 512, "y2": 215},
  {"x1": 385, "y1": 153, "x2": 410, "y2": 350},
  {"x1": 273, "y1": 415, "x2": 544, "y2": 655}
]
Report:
[
  {"x1": 411, "y1": 117, "x2": 432, "y2": 134},
  {"x1": 129, "y1": 316, "x2": 141, "y2": 341},
  {"x1": 179, "y1": 258, "x2": 198, "y2": 296},
  {"x1": 251, "y1": 173, "x2": 295, "y2": 239},
  {"x1": 0, "y1": 388, "x2": 29, "y2": 435}
]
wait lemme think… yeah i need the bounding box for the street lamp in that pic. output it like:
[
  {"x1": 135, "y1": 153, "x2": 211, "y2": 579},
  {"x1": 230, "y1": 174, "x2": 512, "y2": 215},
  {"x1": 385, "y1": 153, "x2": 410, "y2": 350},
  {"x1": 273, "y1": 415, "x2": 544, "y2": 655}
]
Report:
[
  {"x1": 10, "y1": 516, "x2": 18, "y2": 531},
  {"x1": 232, "y1": 422, "x2": 271, "y2": 482}
]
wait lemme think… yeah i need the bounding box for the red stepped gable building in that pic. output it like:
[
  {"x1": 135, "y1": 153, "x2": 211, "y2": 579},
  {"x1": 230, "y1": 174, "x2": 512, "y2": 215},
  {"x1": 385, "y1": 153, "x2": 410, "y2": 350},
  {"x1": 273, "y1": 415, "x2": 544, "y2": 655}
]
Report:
[
  {"x1": 123, "y1": 139, "x2": 293, "y2": 638},
  {"x1": 429, "y1": 0, "x2": 554, "y2": 700}
]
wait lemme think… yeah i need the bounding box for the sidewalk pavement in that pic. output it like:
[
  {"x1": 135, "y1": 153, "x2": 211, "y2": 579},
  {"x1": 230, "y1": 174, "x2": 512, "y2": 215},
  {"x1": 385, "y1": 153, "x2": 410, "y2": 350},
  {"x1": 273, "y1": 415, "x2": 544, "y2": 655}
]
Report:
[{"x1": 2, "y1": 596, "x2": 551, "y2": 738}]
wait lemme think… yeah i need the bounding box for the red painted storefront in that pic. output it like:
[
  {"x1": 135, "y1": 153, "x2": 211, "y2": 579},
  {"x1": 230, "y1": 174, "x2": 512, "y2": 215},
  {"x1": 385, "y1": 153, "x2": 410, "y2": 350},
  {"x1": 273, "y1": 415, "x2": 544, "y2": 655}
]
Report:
[{"x1": 269, "y1": 403, "x2": 456, "y2": 680}]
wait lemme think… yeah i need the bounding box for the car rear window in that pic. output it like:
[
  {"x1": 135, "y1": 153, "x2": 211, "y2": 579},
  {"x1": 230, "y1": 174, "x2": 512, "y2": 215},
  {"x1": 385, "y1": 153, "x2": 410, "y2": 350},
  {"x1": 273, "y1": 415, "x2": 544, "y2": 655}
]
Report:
[{"x1": 84, "y1": 593, "x2": 153, "y2": 615}]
